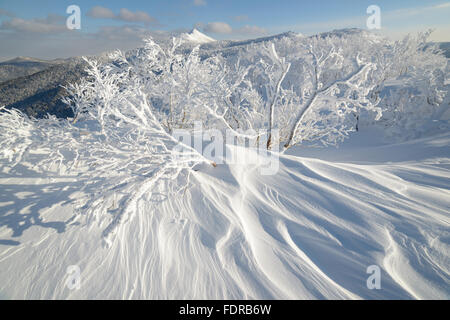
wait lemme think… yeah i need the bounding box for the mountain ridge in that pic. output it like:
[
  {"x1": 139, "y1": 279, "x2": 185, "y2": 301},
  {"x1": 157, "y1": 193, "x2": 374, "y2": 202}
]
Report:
[{"x1": 1, "y1": 29, "x2": 448, "y2": 119}]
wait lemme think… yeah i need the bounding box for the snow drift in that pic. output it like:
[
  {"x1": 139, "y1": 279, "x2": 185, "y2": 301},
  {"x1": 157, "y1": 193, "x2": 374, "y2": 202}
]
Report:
[{"x1": 0, "y1": 130, "x2": 449, "y2": 299}]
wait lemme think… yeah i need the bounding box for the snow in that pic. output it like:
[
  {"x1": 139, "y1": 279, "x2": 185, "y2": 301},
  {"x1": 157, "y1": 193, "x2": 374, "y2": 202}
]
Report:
[
  {"x1": 0, "y1": 128, "x2": 448, "y2": 299},
  {"x1": 181, "y1": 29, "x2": 216, "y2": 44},
  {"x1": 0, "y1": 29, "x2": 448, "y2": 300}
]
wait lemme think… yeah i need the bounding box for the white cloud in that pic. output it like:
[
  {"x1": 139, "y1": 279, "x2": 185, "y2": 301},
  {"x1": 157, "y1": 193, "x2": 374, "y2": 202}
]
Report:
[
  {"x1": 204, "y1": 22, "x2": 233, "y2": 34},
  {"x1": 117, "y1": 8, "x2": 157, "y2": 24},
  {"x1": 202, "y1": 22, "x2": 268, "y2": 39},
  {"x1": 95, "y1": 25, "x2": 155, "y2": 41},
  {"x1": 86, "y1": 6, "x2": 115, "y2": 19},
  {"x1": 1, "y1": 15, "x2": 67, "y2": 33},
  {"x1": 87, "y1": 6, "x2": 158, "y2": 25},
  {"x1": 0, "y1": 23, "x2": 170, "y2": 60},
  {"x1": 233, "y1": 15, "x2": 249, "y2": 22},
  {"x1": 193, "y1": 0, "x2": 207, "y2": 6},
  {"x1": 433, "y1": 2, "x2": 450, "y2": 9},
  {"x1": 202, "y1": 21, "x2": 267, "y2": 37}
]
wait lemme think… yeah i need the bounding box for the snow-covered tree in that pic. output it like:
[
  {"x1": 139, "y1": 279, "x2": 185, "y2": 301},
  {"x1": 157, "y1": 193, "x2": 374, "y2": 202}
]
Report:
[
  {"x1": 277, "y1": 34, "x2": 383, "y2": 149},
  {"x1": 368, "y1": 31, "x2": 448, "y2": 139}
]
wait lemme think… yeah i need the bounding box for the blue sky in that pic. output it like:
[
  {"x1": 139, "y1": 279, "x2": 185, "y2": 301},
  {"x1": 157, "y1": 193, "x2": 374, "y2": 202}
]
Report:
[{"x1": 1, "y1": 0, "x2": 450, "y2": 60}]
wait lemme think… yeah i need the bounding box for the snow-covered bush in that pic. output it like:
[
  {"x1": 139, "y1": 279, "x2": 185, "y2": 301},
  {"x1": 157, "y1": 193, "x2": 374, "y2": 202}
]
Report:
[
  {"x1": 363, "y1": 31, "x2": 448, "y2": 140},
  {"x1": 0, "y1": 107, "x2": 81, "y2": 172},
  {"x1": 66, "y1": 30, "x2": 446, "y2": 150},
  {"x1": 278, "y1": 34, "x2": 383, "y2": 148},
  {"x1": 173, "y1": 33, "x2": 385, "y2": 149}
]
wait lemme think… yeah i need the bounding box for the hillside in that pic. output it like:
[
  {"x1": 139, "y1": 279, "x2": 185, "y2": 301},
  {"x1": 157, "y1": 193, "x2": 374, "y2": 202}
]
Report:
[
  {"x1": 0, "y1": 59, "x2": 87, "y2": 118},
  {"x1": 0, "y1": 57, "x2": 66, "y2": 83}
]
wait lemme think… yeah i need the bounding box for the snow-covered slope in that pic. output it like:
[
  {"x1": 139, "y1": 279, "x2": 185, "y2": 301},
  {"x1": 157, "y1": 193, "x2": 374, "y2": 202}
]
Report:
[
  {"x1": 181, "y1": 29, "x2": 216, "y2": 44},
  {"x1": 0, "y1": 129, "x2": 448, "y2": 299}
]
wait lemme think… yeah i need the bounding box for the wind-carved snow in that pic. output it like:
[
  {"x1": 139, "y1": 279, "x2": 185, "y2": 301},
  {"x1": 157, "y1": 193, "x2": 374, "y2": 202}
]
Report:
[{"x1": 0, "y1": 131, "x2": 449, "y2": 299}]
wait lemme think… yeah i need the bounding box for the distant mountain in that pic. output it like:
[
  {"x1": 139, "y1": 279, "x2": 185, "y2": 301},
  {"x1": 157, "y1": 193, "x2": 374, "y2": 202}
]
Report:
[
  {"x1": 317, "y1": 28, "x2": 371, "y2": 38},
  {"x1": 200, "y1": 31, "x2": 300, "y2": 51},
  {"x1": 181, "y1": 29, "x2": 216, "y2": 44},
  {"x1": 194, "y1": 31, "x2": 302, "y2": 61},
  {"x1": 0, "y1": 57, "x2": 66, "y2": 83},
  {"x1": 0, "y1": 58, "x2": 87, "y2": 118}
]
